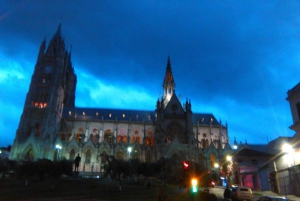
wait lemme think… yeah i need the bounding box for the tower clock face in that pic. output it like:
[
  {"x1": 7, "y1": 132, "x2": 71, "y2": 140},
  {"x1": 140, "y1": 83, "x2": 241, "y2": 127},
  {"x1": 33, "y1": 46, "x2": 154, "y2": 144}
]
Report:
[{"x1": 44, "y1": 66, "x2": 52, "y2": 73}]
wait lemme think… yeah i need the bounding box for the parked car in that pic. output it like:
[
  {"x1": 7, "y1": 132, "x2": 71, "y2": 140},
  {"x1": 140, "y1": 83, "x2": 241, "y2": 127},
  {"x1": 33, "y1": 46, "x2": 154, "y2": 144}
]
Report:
[
  {"x1": 257, "y1": 195, "x2": 287, "y2": 201},
  {"x1": 230, "y1": 186, "x2": 253, "y2": 201}
]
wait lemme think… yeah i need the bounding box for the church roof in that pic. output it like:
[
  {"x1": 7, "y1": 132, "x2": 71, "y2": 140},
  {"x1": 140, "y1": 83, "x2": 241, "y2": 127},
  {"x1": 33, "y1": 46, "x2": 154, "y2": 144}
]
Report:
[
  {"x1": 63, "y1": 107, "x2": 224, "y2": 126},
  {"x1": 192, "y1": 113, "x2": 222, "y2": 126},
  {"x1": 63, "y1": 107, "x2": 155, "y2": 123},
  {"x1": 234, "y1": 148, "x2": 274, "y2": 157}
]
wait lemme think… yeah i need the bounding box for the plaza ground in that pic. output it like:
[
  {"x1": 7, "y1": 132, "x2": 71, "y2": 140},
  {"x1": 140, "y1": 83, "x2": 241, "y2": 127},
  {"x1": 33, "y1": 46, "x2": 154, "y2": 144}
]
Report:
[
  {"x1": 1, "y1": 176, "x2": 300, "y2": 201},
  {"x1": 0, "y1": 176, "x2": 195, "y2": 201}
]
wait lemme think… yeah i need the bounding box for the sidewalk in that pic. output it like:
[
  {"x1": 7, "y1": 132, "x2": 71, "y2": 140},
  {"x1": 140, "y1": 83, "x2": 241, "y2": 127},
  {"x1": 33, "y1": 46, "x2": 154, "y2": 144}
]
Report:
[
  {"x1": 216, "y1": 186, "x2": 300, "y2": 201},
  {"x1": 253, "y1": 190, "x2": 300, "y2": 201}
]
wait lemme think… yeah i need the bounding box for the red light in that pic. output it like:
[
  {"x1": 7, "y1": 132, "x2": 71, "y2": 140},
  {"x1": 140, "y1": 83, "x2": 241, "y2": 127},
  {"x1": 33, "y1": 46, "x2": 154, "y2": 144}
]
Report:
[{"x1": 183, "y1": 161, "x2": 189, "y2": 170}]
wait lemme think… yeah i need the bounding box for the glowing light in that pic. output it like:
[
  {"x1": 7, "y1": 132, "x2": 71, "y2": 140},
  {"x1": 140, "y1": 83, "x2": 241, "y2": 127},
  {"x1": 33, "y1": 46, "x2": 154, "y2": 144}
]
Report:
[
  {"x1": 282, "y1": 143, "x2": 294, "y2": 154},
  {"x1": 226, "y1": 155, "x2": 232, "y2": 161},
  {"x1": 55, "y1": 144, "x2": 62, "y2": 149}
]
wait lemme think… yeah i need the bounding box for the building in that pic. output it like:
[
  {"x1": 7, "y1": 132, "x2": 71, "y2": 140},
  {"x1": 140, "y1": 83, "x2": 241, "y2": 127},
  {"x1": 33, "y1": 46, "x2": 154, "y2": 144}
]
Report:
[
  {"x1": 230, "y1": 148, "x2": 273, "y2": 190},
  {"x1": 0, "y1": 148, "x2": 10, "y2": 159},
  {"x1": 266, "y1": 82, "x2": 300, "y2": 196},
  {"x1": 10, "y1": 25, "x2": 233, "y2": 174}
]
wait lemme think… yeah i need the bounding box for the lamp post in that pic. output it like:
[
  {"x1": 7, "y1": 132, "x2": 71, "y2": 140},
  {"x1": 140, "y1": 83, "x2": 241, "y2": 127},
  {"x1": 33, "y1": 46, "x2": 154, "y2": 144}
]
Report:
[
  {"x1": 55, "y1": 144, "x2": 62, "y2": 160},
  {"x1": 226, "y1": 155, "x2": 233, "y2": 186},
  {"x1": 127, "y1": 147, "x2": 132, "y2": 160},
  {"x1": 282, "y1": 143, "x2": 296, "y2": 195}
]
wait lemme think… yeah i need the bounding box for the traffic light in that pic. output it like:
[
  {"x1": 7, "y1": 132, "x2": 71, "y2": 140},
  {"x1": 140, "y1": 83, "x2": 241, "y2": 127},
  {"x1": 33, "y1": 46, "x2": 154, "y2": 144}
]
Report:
[
  {"x1": 182, "y1": 161, "x2": 189, "y2": 171},
  {"x1": 191, "y1": 178, "x2": 198, "y2": 193}
]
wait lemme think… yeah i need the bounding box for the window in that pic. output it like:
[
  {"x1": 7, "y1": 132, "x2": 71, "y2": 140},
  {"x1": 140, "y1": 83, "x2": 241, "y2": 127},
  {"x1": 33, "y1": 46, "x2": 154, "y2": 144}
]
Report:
[
  {"x1": 33, "y1": 102, "x2": 47, "y2": 108},
  {"x1": 24, "y1": 148, "x2": 34, "y2": 161},
  {"x1": 85, "y1": 149, "x2": 91, "y2": 163},
  {"x1": 146, "y1": 151, "x2": 152, "y2": 162},
  {"x1": 69, "y1": 149, "x2": 75, "y2": 161},
  {"x1": 116, "y1": 150, "x2": 123, "y2": 160},
  {"x1": 104, "y1": 129, "x2": 113, "y2": 143}
]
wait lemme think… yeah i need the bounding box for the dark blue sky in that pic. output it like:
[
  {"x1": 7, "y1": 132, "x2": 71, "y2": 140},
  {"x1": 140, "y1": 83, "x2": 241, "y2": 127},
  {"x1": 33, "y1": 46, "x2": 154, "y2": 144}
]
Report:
[{"x1": 1, "y1": 1, "x2": 299, "y2": 147}]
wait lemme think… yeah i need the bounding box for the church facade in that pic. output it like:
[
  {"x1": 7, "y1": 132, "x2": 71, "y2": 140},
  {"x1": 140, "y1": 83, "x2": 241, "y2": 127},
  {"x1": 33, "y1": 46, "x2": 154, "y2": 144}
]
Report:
[{"x1": 10, "y1": 26, "x2": 233, "y2": 173}]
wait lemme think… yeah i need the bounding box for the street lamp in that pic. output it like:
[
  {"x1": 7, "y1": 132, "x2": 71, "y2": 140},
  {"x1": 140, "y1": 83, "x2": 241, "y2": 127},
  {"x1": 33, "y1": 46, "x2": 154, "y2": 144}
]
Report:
[
  {"x1": 282, "y1": 143, "x2": 295, "y2": 167},
  {"x1": 226, "y1": 155, "x2": 232, "y2": 162},
  {"x1": 127, "y1": 147, "x2": 132, "y2": 160},
  {"x1": 55, "y1": 144, "x2": 62, "y2": 160}
]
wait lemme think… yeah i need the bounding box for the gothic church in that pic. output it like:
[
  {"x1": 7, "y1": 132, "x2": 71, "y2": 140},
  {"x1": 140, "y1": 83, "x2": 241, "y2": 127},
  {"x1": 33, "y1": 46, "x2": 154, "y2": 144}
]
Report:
[{"x1": 10, "y1": 25, "x2": 233, "y2": 173}]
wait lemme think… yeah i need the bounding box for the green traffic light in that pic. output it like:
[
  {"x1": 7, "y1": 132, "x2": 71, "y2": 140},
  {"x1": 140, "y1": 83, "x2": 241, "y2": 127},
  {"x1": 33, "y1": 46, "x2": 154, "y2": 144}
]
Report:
[{"x1": 192, "y1": 186, "x2": 198, "y2": 193}]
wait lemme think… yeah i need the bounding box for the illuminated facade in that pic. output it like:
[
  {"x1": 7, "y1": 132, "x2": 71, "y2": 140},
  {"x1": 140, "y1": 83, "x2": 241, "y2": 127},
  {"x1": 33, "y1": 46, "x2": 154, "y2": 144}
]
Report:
[{"x1": 10, "y1": 25, "x2": 233, "y2": 173}]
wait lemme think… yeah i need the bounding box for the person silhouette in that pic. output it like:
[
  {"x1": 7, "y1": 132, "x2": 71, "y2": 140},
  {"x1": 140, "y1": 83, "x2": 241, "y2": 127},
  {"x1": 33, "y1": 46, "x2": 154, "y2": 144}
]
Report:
[
  {"x1": 224, "y1": 185, "x2": 231, "y2": 200},
  {"x1": 74, "y1": 154, "x2": 81, "y2": 172}
]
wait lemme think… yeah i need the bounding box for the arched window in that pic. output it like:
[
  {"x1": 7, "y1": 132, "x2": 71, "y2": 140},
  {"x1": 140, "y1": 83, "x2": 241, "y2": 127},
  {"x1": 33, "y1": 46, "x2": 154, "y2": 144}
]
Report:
[
  {"x1": 76, "y1": 127, "x2": 85, "y2": 142},
  {"x1": 85, "y1": 149, "x2": 91, "y2": 164},
  {"x1": 24, "y1": 148, "x2": 34, "y2": 161},
  {"x1": 145, "y1": 151, "x2": 152, "y2": 162},
  {"x1": 122, "y1": 135, "x2": 127, "y2": 143},
  {"x1": 150, "y1": 136, "x2": 155, "y2": 146},
  {"x1": 104, "y1": 129, "x2": 113, "y2": 143},
  {"x1": 69, "y1": 149, "x2": 75, "y2": 161},
  {"x1": 101, "y1": 151, "x2": 108, "y2": 165},
  {"x1": 133, "y1": 149, "x2": 139, "y2": 160},
  {"x1": 117, "y1": 135, "x2": 122, "y2": 142},
  {"x1": 132, "y1": 136, "x2": 140, "y2": 143},
  {"x1": 116, "y1": 150, "x2": 124, "y2": 160}
]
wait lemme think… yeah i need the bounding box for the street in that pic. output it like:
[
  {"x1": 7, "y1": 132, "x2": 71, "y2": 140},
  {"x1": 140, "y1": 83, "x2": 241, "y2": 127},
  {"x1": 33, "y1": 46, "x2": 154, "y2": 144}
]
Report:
[{"x1": 208, "y1": 186, "x2": 262, "y2": 201}]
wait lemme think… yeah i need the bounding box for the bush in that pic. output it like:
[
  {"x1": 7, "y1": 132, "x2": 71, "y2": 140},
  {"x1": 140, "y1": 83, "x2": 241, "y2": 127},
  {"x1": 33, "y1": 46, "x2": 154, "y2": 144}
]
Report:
[{"x1": 14, "y1": 159, "x2": 73, "y2": 179}]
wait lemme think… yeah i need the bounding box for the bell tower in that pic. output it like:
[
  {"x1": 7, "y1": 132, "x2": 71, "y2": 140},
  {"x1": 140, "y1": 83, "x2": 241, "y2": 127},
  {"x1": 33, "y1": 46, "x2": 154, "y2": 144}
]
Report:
[
  {"x1": 163, "y1": 57, "x2": 175, "y2": 107},
  {"x1": 11, "y1": 25, "x2": 77, "y2": 159}
]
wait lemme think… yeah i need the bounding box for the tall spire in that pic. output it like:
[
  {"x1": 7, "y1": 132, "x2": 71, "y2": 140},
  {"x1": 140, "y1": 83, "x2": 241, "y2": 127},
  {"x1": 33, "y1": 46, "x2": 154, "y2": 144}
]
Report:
[
  {"x1": 37, "y1": 37, "x2": 46, "y2": 61},
  {"x1": 56, "y1": 23, "x2": 62, "y2": 37},
  {"x1": 163, "y1": 56, "x2": 174, "y2": 84},
  {"x1": 45, "y1": 24, "x2": 65, "y2": 56},
  {"x1": 163, "y1": 56, "x2": 175, "y2": 107}
]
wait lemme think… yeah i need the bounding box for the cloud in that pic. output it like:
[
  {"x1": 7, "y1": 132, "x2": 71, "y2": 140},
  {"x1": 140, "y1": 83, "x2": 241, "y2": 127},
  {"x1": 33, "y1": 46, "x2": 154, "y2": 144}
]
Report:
[
  {"x1": 0, "y1": 1, "x2": 299, "y2": 146},
  {"x1": 75, "y1": 68, "x2": 157, "y2": 109}
]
